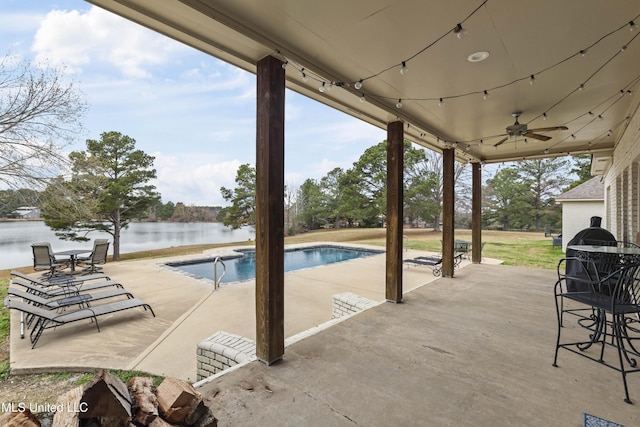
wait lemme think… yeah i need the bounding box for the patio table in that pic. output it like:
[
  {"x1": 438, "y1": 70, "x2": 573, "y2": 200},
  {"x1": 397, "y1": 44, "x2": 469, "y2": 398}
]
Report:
[{"x1": 54, "y1": 249, "x2": 92, "y2": 272}]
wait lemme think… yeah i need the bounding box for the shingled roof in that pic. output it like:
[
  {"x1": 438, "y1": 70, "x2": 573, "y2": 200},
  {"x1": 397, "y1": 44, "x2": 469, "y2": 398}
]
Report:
[{"x1": 556, "y1": 176, "x2": 604, "y2": 201}]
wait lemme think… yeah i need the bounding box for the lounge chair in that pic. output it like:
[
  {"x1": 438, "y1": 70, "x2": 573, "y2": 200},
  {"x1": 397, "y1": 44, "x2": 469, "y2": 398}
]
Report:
[
  {"x1": 31, "y1": 242, "x2": 69, "y2": 277},
  {"x1": 10, "y1": 277, "x2": 123, "y2": 299},
  {"x1": 7, "y1": 287, "x2": 134, "y2": 328},
  {"x1": 11, "y1": 270, "x2": 110, "y2": 286},
  {"x1": 5, "y1": 297, "x2": 155, "y2": 348},
  {"x1": 8, "y1": 287, "x2": 134, "y2": 310},
  {"x1": 77, "y1": 239, "x2": 110, "y2": 274},
  {"x1": 404, "y1": 253, "x2": 462, "y2": 276}
]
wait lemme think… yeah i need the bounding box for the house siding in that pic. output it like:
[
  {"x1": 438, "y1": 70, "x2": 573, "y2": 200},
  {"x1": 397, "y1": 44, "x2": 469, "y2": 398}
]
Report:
[
  {"x1": 560, "y1": 201, "x2": 604, "y2": 250},
  {"x1": 603, "y1": 105, "x2": 640, "y2": 243}
]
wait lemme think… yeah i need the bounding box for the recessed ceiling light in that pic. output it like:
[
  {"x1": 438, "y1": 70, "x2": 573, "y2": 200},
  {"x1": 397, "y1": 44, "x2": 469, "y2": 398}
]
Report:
[{"x1": 467, "y1": 51, "x2": 490, "y2": 63}]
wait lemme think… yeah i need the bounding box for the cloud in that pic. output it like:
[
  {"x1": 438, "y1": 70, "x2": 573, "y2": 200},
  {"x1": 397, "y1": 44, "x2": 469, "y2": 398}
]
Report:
[
  {"x1": 152, "y1": 153, "x2": 242, "y2": 206},
  {"x1": 32, "y1": 7, "x2": 185, "y2": 77}
]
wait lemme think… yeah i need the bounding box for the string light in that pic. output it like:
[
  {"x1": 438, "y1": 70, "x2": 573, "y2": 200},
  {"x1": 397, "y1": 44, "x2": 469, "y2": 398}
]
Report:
[
  {"x1": 276, "y1": 7, "x2": 640, "y2": 160},
  {"x1": 578, "y1": 84, "x2": 585, "y2": 91},
  {"x1": 400, "y1": 61, "x2": 408, "y2": 75},
  {"x1": 454, "y1": 23, "x2": 467, "y2": 39}
]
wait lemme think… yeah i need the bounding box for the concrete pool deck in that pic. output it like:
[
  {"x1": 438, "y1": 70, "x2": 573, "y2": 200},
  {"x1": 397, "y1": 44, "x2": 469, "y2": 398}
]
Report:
[{"x1": 8, "y1": 242, "x2": 466, "y2": 381}]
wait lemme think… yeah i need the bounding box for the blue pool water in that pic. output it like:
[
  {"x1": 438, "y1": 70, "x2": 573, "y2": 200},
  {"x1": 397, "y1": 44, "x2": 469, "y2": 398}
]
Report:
[{"x1": 167, "y1": 246, "x2": 383, "y2": 284}]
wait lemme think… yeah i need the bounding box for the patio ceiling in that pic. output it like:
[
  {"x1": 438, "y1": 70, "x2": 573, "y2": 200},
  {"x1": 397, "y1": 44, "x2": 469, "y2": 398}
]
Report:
[{"x1": 87, "y1": 0, "x2": 640, "y2": 164}]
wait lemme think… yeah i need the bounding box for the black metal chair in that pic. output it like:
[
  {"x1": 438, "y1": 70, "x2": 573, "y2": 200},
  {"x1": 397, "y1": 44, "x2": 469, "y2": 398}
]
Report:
[
  {"x1": 31, "y1": 242, "x2": 69, "y2": 277},
  {"x1": 77, "y1": 239, "x2": 110, "y2": 274},
  {"x1": 553, "y1": 258, "x2": 640, "y2": 403}
]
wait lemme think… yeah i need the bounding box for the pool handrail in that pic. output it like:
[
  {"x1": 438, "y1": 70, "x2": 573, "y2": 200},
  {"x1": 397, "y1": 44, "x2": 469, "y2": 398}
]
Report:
[{"x1": 213, "y1": 257, "x2": 226, "y2": 290}]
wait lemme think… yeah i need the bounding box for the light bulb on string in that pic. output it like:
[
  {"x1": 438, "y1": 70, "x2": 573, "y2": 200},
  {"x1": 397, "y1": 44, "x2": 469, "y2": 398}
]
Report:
[
  {"x1": 483, "y1": 90, "x2": 489, "y2": 100},
  {"x1": 578, "y1": 84, "x2": 584, "y2": 91},
  {"x1": 326, "y1": 83, "x2": 333, "y2": 92},
  {"x1": 544, "y1": 149, "x2": 549, "y2": 154},
  {"x1": 630, "y1": 20, "x2": 637, "y2": 31},
  {"x1": 529, "y1": 75, "x2": 536, "y2": 85},
  {"x1": 542, "y1": 113, "x2": 548, "y2": 121},
  {"x1": 580, "y1": 49, "x2": 589, "y2": 57},
  {"x1": 438, "y1": 98, "x2": 445, "y2": 107},
  {"x1": 396, "y1": 99, "x2": 403, "y2": 109},
  {"x1": 281, "y1": 61, "x2": 287, "y2": 70},
  {"x1": 400, "y1": 61, "x2": 408, "y2": 75},
  {"x1": 454, "y1": 23, "x2": 467, "y2": 39},
  {"x1": 354, "y1": 80, "x2": 363, "y2": 90},
  {"x1": 319, "y1": 82, "x2": 326, "y2": 92},
  {"x1": 359, "y1": 94, "x2": 366, "y2": 103}
]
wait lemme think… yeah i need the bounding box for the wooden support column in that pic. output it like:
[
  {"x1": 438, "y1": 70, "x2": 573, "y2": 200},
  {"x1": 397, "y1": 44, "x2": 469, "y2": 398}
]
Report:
[
  {"x1": 471, "y1": 162, "x2": 482, "y2": 263},
  {"x1": 386, "y1": 121, "x2": 404, "y2": 302},
  {"x1": 255, "y1": 55, "x2": 285, "y2": 364},
  {"x1": 441, "y1": 148, "x2": 455, "y2": 277}
]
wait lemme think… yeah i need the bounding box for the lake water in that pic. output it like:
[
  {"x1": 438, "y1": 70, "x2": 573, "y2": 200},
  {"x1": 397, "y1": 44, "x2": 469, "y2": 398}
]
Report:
[{"x1": 0, "y1": 221, "x2": 255, "y2": 270}]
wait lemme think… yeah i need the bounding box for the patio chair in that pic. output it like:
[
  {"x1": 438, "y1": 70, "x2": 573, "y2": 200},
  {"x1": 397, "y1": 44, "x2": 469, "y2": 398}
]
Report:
[
  {"x1": 77, "y1": 239, "x2": 110, "y2": 274},
  {"x1": 5, "y1": 297, "x2": 155, "y2": 349},
  {"x1": 553, "y1": 259, "x2": 640, "y2": 403},
  {"x1": 31, "y1": 242, "x2": 69, "y2": 277}
]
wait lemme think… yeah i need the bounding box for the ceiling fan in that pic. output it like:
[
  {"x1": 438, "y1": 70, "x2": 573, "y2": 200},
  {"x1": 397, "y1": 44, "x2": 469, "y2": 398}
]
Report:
[{"x1": 494, "y1": 112, "x2": 568, "y2": 147}]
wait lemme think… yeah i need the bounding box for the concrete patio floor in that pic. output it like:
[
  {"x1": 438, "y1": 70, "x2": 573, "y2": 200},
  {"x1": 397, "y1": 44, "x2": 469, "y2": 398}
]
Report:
[
  {"x1": 9, "y1": 243, "x2": 439, "y2": 380},
  {"x1": 198, "y1": 263, "x2": 640, "y2": 427},
  {"x1": 9, "y1": 245, "x2": 639, "y2": 425}
]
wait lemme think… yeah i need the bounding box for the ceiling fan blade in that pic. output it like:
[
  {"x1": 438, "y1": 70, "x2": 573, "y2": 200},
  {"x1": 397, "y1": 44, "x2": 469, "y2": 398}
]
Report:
[
  {"x1": 494, "y1": 136, "x2": 509, "y2": 147},
  {"x1": 524, "y1": 132, "x2": 551, "y2": 141},
  {"x1": 528, "y1": 126, "x2": 568, "y2": 132}
]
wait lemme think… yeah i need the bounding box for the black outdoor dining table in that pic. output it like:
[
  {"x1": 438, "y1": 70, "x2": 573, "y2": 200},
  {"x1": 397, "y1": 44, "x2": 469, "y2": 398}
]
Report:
[{"x1": 54, "y1": 249, "x2": 92, "y2": 272}]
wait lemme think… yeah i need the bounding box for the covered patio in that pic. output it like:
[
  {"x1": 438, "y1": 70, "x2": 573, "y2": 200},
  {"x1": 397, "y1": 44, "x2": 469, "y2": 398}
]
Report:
[
  {"x1": 200, "y1": 263, "x2": 639, "y2": 426},
  {"x1": 80, "y1": 1, "x2": 640, "y2": 421}
]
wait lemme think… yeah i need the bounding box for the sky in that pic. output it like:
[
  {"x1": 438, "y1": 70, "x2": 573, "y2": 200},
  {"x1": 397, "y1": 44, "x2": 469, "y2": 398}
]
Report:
[{"x1": 1, "y1": 0, "x2": 387, "y2": 206}]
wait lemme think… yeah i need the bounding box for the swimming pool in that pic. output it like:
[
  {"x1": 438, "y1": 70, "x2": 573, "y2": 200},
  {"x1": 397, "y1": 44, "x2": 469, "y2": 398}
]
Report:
[{"x1": 166, "y1": 245, "x2": 383, "y2": 284}]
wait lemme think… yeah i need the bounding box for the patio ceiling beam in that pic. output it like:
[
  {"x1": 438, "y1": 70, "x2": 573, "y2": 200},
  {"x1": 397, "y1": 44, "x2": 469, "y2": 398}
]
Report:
[{"x1": 255, "y1": 55, "x2": 285, "y2": 364}]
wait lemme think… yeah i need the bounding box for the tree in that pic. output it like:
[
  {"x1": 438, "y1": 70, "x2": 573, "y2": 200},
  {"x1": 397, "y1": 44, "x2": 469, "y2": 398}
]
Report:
[
  {"x1": 517, "y1": 158, "x2": 570, "y2": 231},
  {"x1": 42, "y1": 131, "x2": 159, "y2": 260},
  {"x1": 483, "y1": 167, "x2": 533, "y2": 230},
  {"x1": 297, "y1": 178, "x2": 326, "y2": 230},
  {"x1": 0, "y1": 54, "x2": 86, "y2": 188},
  {"x1": 406, "y1": 150, "x2": 469, "y2": 231},
  {"x1": 218, "y1": 164, "x2": 256, "y2": 229},
  {"x1": 566, "y1": 154, "x2": 593, "y2": 190}
]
